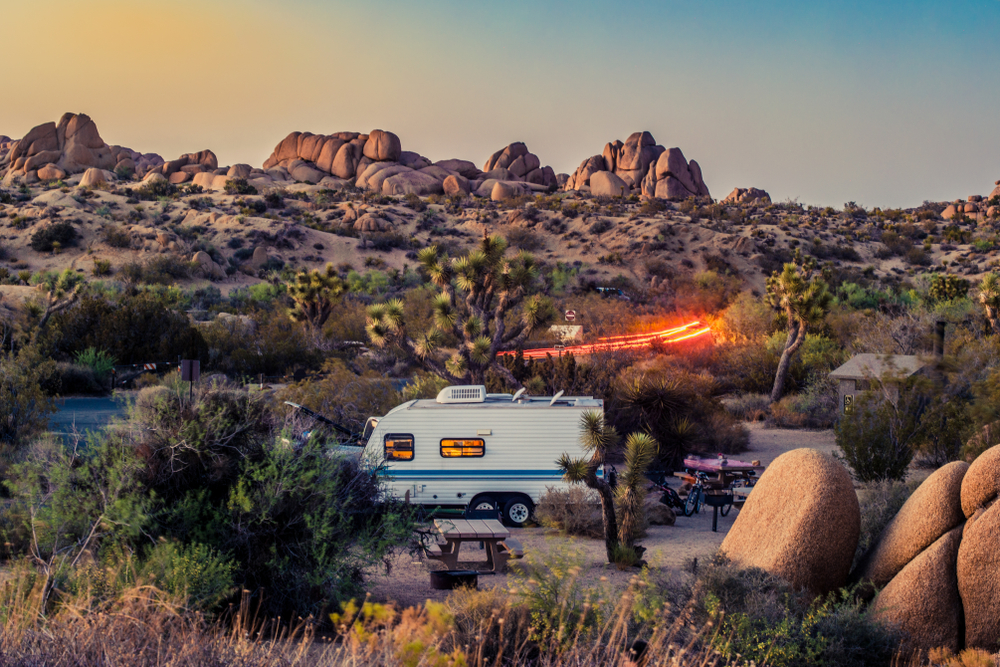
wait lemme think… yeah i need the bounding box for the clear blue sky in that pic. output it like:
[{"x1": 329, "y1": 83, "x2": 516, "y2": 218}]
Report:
[{"x1": 2, "y1": 0, "x2": 998, "y2": 207}]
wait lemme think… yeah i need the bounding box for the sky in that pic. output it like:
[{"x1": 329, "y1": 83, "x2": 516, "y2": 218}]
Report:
[{"x1": 2, "y1": 0, "x2": 999, "y2": 208}]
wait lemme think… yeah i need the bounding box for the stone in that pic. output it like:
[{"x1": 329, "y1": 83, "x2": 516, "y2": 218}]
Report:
[
  {"x1": 491, "y1": 181, "x2": 524, "y2": 202},
  {"x1": 362, "y1": 129, "x2": 402, "y2": 162},
  {"x1": 369, "y1": 165, "x2": 414, "y2": 193},
  {"x1": 356, "y1": 162, "x2": 407, "y2": 190},
  {"x1": 251, "y1": 246, "x2": 269, "y2": 269},
  {"x1": 227, "y1": 164, "x2": 252, "y2": 179},
  {"x1": 287, "y1": 160, "x2": 326, "y2": 183},
  {"x1": 24, "y1": 150, "x2": 63, "y2": 172},
  {"x1": 508, "y1": 153, "x2": 540, "y2": 178},
  {"x1": 644, "y1": 493, "x2": 676, "y2": 526},
  {"x1": 354, "y1": 156, "x2": 373, "y2": 180},
  {"x1": 273, "y1": 132, "x2": 301, "y2": 163},
  {"x1": 482, "y1": 167, "x2": 515, "y2": 182},
  {"x1": 179, "y1": 164, "x2": 205, "y2": 175},
  {"x1": 965, "y1": 203, "x2": 980, "y2": 213},
  {"x1": 970, "y1": 195, "x2": 983, "y2": 202},
  {"x1": 331, "y1": 142, "x2": 361, "y2": 179},
  {"x1": 434, "y1": 159, "x2": 480, "y2": 179},
  {"x1": 382, "y1": 170, "x2": 444, "y2": 196},
  {"x1": 989, "y1": 206, "x2": 999, "y2": 218},
  {"x1": 961, "y1": 444, "x2": 1000, "y2": 518},
  {"x1": 719, "y1": 448, "x2": 860, "y2": 596},
  {"x1": 942, "y1": 205, "x2": 958, "y2": 220},
  {"x1": 443, "y1": 174, "x2": 470, "y2": 196},
  {"x1": 353, "y1": 213, "x2": 392, "y2": 232},
  {"x1": 318, "y1": 176, "x2": 349, "y2": 189},
  {"x1": 689, "y1": 160, "x2": 710, "y2": 197},
  {"x1": 655, "y1": 148, "x2": 697, "y2": 194},
  {"x1": 297, "y1": 133, "x2": 326, "y2": 163},
  {"x1": 316, "y1": 137, "x2": 345, "y2": 173},
  {"x1": 565, "y1": 155, "x2": 607, "y2": 190},
  {"x1": 169, "y1": 171, "x2": 190, "y2": 184},
  {"x1": 871, "y1": 527, "x2": 964, "y2": 654},
  {"x1": 603, "y1": 140, "x2": 623, "y2": 173},
  {"x1": 192, "y1": 172, "x2": 216, "y2": 190},
  {"x1": 855, "y1": 461, "x2": 968, "y2": 587},
  {"x1": 723, "y1": 187, "x2": 771, "y2": 205},
  {"x1": 484, "y1": 142, "x2": 528, "y2": 171},
  {"x1": 36, "y1": 164, "x2": 66, "y2": 181},
  {"x1": 143, "y1": 171, "x2": 168, "y2": 185},
  {"x1": 400, "y1": 151, "x2": 432, "y2": 170},
  {"x1": 957, "y1": 503, "x2": 1000, "y2": 651},
  {"x1": 78, "y1": 167, "x2": 110, "y2": 188},
  {"x1": 419, "y1": 165, "x2": 458, "y2": 181},
  {"x1": 655, "y1": 175, "x2": 695, "y2": 201},
  {"x1": 589, "y1": 171, "x2": 630, "y2": 197}
]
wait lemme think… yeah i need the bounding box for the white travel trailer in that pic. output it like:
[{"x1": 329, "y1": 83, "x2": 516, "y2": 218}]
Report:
[{"x1": 361, "y1": 385, "x2": 604, "y2": 526}]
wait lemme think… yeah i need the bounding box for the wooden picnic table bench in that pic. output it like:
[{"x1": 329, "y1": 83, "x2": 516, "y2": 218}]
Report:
[{"x1": 420, "y1": 518, "x2": 524, "y2": 573}]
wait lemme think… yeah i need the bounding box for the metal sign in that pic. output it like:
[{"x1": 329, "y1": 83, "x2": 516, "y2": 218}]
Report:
[
  {"x1": 565, "y1": 310, "x2": 576, "y2": 322},
  {"x1": 844, "y1": 394, "x2": 854, "y2": 415},
  {"x1": 181, "y1": 360, "x2": 201, "y2": 382}
]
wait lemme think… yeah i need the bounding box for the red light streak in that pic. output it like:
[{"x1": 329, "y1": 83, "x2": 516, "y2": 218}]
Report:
[{"x1": 499, "y1": 321, "x2": 712, "y2": 360}]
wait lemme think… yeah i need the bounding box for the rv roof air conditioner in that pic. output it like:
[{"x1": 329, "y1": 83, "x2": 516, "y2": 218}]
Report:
[{"x1": 436, "y1": 385, "x2": 487, "y2": 404}]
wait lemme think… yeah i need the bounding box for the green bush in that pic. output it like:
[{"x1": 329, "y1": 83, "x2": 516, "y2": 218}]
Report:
[
  {"x1": 0, "y1": 348, "x2": 56, "y2": 450},
  {"x1": 724, "y1": 393, "x2": 771, "y2": 421},
  {"x1": 834, "y1": 391, "x2": 917, "y2": 483},
  {"x1": 137, "y1": 540, "x2": 236, "y2": 610},
  {"x1": 534, "y1": 486, "x2": 603, "y2": 538},
  {"x1": 73, "y1": 347, "x2": 116, "y2": 380},
  {"x1": 129, "y1": 180, "x2": 177, "y2": 201},
  {"x1": 224, "y1": 178, "x2": 257, "y2": 195},
  {"x1": 102, "y1": 225, "x2": 132, "y2": 248},
  {"x1": 29, "y1": 221, "x2": 78, "y2": 252}
]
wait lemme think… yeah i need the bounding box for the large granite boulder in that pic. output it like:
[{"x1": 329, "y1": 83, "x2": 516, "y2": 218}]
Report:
[
  {"x1": 589, "y1": 171, "x2": 630, "y2": 197},
  {"x1": 363, "y1": 129, "x2": 402, "y2": 162},
  {"x1": 961, "y1": 444, "x2": 1000, "y2": 518},
  {"x1": 719, "y1": 449, "x2": 860, "y2": 596},
  {"x1": 0, "y1": 113, "x2": 119, "y2": 181},
  {"x1": 855, "y1": 461, "x2": 968, "y2": 587},
  {"x1": 723, "y1": 187, "x2": 772, "y2": 205},
  {"x1": 957, "y1": 503, "x2": 1000, "y2": 652},
  {"x1": 871, "y1": 527, "x2": 964, "y2": 654},
  {"x1": 482, "y1": 142, "x2": 556, "y2": 189}
]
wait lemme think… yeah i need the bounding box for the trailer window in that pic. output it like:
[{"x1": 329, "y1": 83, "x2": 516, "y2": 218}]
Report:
[
  {"x1": 385, "y1": 434, "x2": 414, "y2": 461},
  {"x1": 440, "y1": 438, "x2": 485, "y2": 458}
]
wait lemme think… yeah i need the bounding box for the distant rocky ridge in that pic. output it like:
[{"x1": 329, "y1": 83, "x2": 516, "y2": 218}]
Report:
[
  {"x1": 564, "y1": 131, "x2": 711, "y2": 200},
  {"x1": 0, "y1": 114, "x2": 713, "y2": 202}
]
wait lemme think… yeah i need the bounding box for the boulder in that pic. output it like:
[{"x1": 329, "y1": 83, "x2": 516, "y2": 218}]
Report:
[
  {"x1": 227, "y1": 164, "x2": 252, "y2": 179},
  {"x1": 435, "y1": 159, "x2": 480, "y2": 179},
  {"x1": 655, "y1": 175, "x2": 694, "y2": 201},
  {"x1": 484, "y1": 142, "x2": 529, "y2": 172},
  {"x1": 871, "y1": 527, "x2": 964, "y2": 654},
  {"x1": 316, "y1": 137, "x2": 345, "y2": 173},
  {"x1": 191, "y1": 251, "x2": 225, "y2": 280},
  {"x1": 192, "y1": 172, "x2": 216, "y2": 190},
  {"x1": 168, "y1": 171, "x2": 190, "y2": 184},
  {"x1": 957, "y1": 503, "x2": 1000, "y2": 652},
  {"x1": 719, "y1": 449, "x2": 860, "y2": 596},
  {"x1": 989, "y1": 206, "x2": 999, "y2": 218},
  {"x1": 723, "y1": 187, "x2": 771, "y2": 205},
  {"x1": 419, "y1": 165, "x2": 459, "y2": 181},
  {"x1": 353, "y1": 213, "x2": 393, "y2": 233},
  {"x1": 78, "y1": 167, "x2": 112, "y2": 188},
  {"x1": 482, "y1": 167, "x2": 515, "y2": 182},
  {"x1": 961, "y1": 444, "x2": 1000, "y2": 518},
  {"x1": 491, "y1": 181, "x2": 524, "y2": 202},
  {"x1": 855, "y1": 461, "x2": 968, "y2": 587},
  {"x1": 942, "y1": 205, "x2": 958, "y2": 220},
  {"x1": 250, "y1": 246, "x2": 269, "y2": 269},
  {"x1": 287, "y1": 160, "x2": 326, "y2": 184},
  {"x1": 37, "y1": 164, "x2": 66, "y2": 181},
  {"x1": 362, "y1": 129, "x2": 402, "y2": 162},
  {"x1": 443, "y1": 174, "x2": 470, "y2": 196},
  {"x1": 356, "y1": 162, "x2": 406, "y2": 190},
  {"x1": 400, "y1": 151, "x2": 433, "y2": 170},
  {"x1": 589, "y1": 171, "x2": 630, "y2": 197},
  {"x1": 382, "y1": 170, "x2": 444, "y2": 196},
  {"x1": 331, "y1": 141, "x2": 362, "y2": 179},
  {"x1": 369, "y1": 165, "x2": 414, "y2": 193},
  {"x1": 565, "y1": 155, "x2": 607, "y2": 190},
  {"x1": 644, "y1": 493, "x2": 676, "y2": 526}
]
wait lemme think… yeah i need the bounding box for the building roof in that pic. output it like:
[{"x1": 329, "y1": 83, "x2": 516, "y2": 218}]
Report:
[{"x1": 829, "y1": 354, "x2": 929, "y2": 381}]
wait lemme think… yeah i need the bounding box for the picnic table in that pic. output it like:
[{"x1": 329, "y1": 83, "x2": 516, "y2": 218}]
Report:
[
  {"x1": 674, "y1": 456, "x2": 766, "y2": 531},
  {"x1": 422, "y1": 518, "x2": 524, "y2": 573}
]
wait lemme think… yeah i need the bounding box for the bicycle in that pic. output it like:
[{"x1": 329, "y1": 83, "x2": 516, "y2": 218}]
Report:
[{"x1": 682, "y1": 471, "x2": 709, "y2": 517}]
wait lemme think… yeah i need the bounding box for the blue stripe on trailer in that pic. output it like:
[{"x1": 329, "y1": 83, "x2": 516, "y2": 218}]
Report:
[{"x1": 385, "y1": 469, "x2": 564, "y2": 478}]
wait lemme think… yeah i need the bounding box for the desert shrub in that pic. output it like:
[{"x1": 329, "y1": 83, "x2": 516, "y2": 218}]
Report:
[
  {"x1": 121, "y1": 256, "x2": 190, "y2": 285},
  {"x1": 368, "y1": 232, "x2": 411, "y2": 252},
  {"x1": 445, "y1": 586, "x2": 531, "y2": 666},
  {"x1": 403, "y1": 192, "x2": 426, "y2": 212},
  {"x1": 400, "y1": 372, "x2": 449, "y2": 401},
  {"x1": 834, "y1": 390, "x2": 918, "y2": 483},
  {"x1": 29, "y1": 221, "x2": 78, "y2": 252},
  {"x1": 263, "y1": 189, "x2": 284, "y2": 209},
  {"x1": 46, "y1": 292, "x2": 207, "y2": 365},
  {"x1": 201, "y1": 310, "x2": 320, "y2": 377},
  {"x1": 102, "y1": 225, "x2": 132, "y2": 248},
  {"x1": 589, "y1": 219, "x2": 614, "y2": 235},
  {"x1": 276, "y1": 359, "x2": 400, "y2": 435},
  {"x1": 129, "y1": 179, "x2": 177, "y2": 201},
  {"x1": 47, "y1": 362, "x2": 106, "y2": 395},
  {"x1": 768, "y1": 377, "x2": 839, "y2": 429},
  {"x1": 223, "y1": 178, "x2": 257, "y2": 196},
  {"x1": 74, "y1": 347, "x2": 117, "y2": 380},
  {"x1": 135, "y1": 540, "x2": 237, "y2": 611},
  {"x1": 92, "y1": 258, "x2": 112, "y2": 276},
  {"x1": 725, "y1": 393, "x2": 771, "y2": 421},
  {"x1": 0, "y1": 348, "x2": 56, "y2": 449},
  {"x1": 504, "y1": 226, "x2": 544, "y2": 251},
  {"x1": 851, "y1": 480, "x2": 917, "y2": 571},
  {"x1": 928, "y1": 273, "x2": 970, "y2": 302},
  {"x1": 716, "y1": 291, "x2": 777, "y2": 342},
  {"x1": 534, "y1": 486, "x2": 604, "y2": 538}
]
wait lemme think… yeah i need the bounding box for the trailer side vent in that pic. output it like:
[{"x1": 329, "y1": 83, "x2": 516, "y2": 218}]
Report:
[{"x1": 436, "y1": 385, "x2": 487, "y2": 404}]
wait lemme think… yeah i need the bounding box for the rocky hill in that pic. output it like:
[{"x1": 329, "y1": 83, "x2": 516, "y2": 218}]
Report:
[{"x1": 0, "y1": 113, "x2": 998, "y2": 307}]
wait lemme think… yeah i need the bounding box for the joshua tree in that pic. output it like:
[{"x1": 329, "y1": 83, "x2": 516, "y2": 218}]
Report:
[
  {"x1": 766, "y1": 253, "x2": 832, "y2": 404},
  {"x1": 979, "y1": 272, "x2": 1000, "y2": 335},
  {"x1": 557, "y1": 411, "x2": 620, "y2": 562},
  {"x1": 34, "y1": 269, "x2": 84, "y2": 337},
  {"x1": 287, "y1": 263, "x2": 345, "y2": 333},
  {"x1": 557, "y1": 411, "x2": 657, "y2": 564},
  {"x1": 366, "y1": 234, "x2": 551, "y2": 387}
]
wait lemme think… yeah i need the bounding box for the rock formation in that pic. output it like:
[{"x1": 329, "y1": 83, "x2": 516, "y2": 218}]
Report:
[
  {"x1": 481, "y1": 142, "x2": 557, "y2": 189},
  {"x1": 722, "y1": 187, "x2": 771, "y2": 205},
  {"x1": 855, "y1": 461, "x2": 968, "y2": 588},
  {"x1": 871, "y1": 527, "x2": 964, "y2": 654},
  {"x1": 960, "y1": 442, "x2": 1000, "y2": 518},
  {"x1": 719, "y1": 448, "x2": 860, "y2": 596},
  {"x1": 564, "y1": 132, "x2": 710, "y2": 200},
  {"x1": 957, "y1": 504, "x2": 1000, "y2": 652}
]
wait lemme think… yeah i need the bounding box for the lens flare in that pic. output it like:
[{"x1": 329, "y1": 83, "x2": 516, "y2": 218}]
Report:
[{"x1": 499, "y1": 321, "x2": 711, "y2": 360}]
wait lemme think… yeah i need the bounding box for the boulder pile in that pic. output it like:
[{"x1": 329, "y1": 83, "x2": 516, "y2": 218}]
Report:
[
  {"x1": 563, "y1": 131, "x2": 710, "y2": 200},
  {"x1": 722, "y1": 445, "x2": 1000, "y2": 654},
  {"x1": 0, "y1": 113, "x2": 163, "y2": 186},
  {"x1": 941, "y1": 182, "x2": 1000, "y2": 221},
  {"x1": 722, "y1": 187, "x2": 771, "y2": 205}
]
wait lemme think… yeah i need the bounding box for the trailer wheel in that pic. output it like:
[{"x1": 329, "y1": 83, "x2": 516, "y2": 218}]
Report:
[
  {"x1": 471, "y1": 495, "x2": 498, "y2": 511},
  {"x1": 503, "y1": 496, "x2": 533, "y2": 527}
]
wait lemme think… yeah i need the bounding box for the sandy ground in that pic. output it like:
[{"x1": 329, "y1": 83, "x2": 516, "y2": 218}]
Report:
[{"x1": 367, "y1": 423, "x2": 838, "y2": 609}]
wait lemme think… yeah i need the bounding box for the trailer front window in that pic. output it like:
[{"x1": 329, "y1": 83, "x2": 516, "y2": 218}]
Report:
[
  {"x1": 440, "y1": 438, "x2": 485, "y2": 457},
  {"x1": 385, "y1": 434, "x2": 414, "y2": 460}
]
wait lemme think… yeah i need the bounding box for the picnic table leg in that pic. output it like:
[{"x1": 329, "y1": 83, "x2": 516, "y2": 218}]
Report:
[
  {"x1": 442, "y1": 539, "x2": 462, "y2": 569},
  {"x1": 712, "y1": 505, "x2": 719, "y2": 532},
  {"x1": 485, "y1": 540, "x2": 509, "y2": 573}
]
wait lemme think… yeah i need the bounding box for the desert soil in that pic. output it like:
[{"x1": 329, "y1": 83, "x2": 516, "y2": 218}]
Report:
[{"x1": 366, "y1": 423, "x2": 838, "y2": 609}]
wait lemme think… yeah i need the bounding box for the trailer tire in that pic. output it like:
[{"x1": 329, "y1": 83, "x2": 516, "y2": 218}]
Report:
[
  {"x1": 503, "y1": 496, "x2": 533, "y2": 527},
  {"x1": 471, "y1": 495, "x2": 498, "y2": 512}
]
